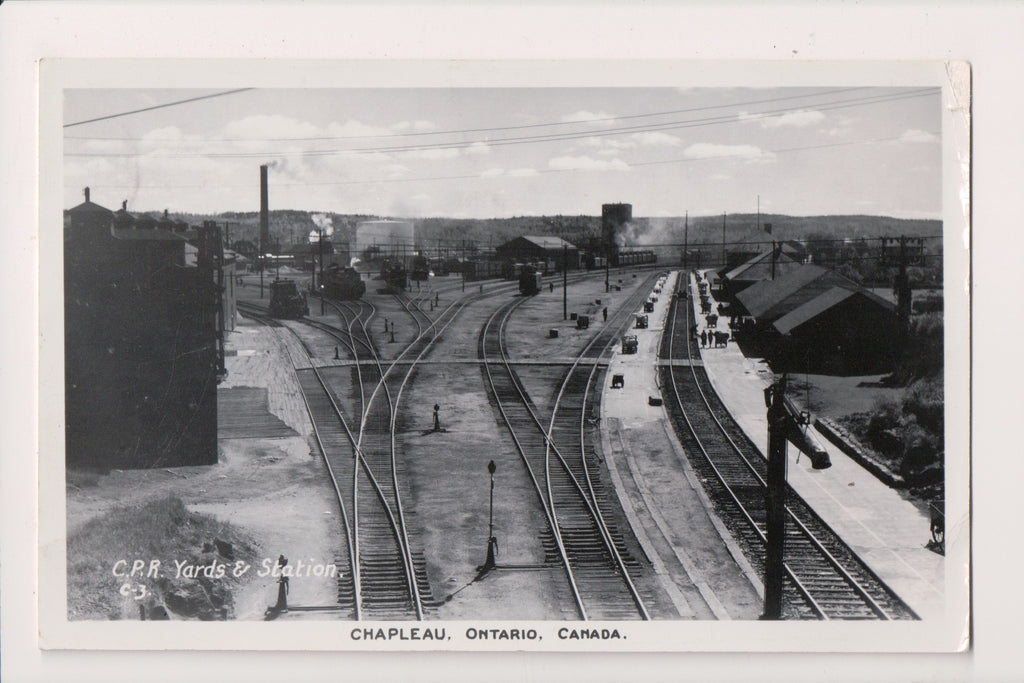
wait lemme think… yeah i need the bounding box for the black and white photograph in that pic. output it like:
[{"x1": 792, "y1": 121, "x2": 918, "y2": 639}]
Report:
[{"x1": 34, "y1": 59, "x2": 969, "y2": 655}]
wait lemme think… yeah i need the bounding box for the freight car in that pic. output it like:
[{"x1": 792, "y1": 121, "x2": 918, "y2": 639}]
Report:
[
  {"x1": 380, "y1": 258, "x2": 407, "y2": 292},
  {"x1": 518, "y1": 265, "x2": 542, "y2": 295},
  {"x1": 268, "y1": 279, "x2": 309, "y2": 318},
  {"x1": 464, "y1": 259, "x2": 507, "y2": 282},
  {"x1": 321, "y1": 263, "x2": 366, "y2": 300},
  {"x1": 614, "y1": 250, "x2": 657, "y2": 268}
]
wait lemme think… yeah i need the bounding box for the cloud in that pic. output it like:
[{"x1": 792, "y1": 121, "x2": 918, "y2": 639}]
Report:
[
  {"x1": 481, "y1": 167, "x2": 538, "y2": 178},
  {"x1": 738, "y1": 109, "x2": 825, "y2": 129},
  {"x1": 631, "y1": 131, "x2": 683, "y2": 147},
  {"x1": 224, "y1": 114, "x2": 323, "y2": 140},
  {"x1": 561, "y1": 110, "x2": 616, "y2": 126},
  {"x1": 683, "y1": 143, "x2": 775, "y2": 162},
  {"x1": 402, "y1": 147, "x2": 462, "y2": 160},
  {"x1": 391, "y1": 120, "x2": 437, "y2": 131},
  {"x1": 548, "y1": 155, "x2": 630, "y2": 172},
  {"x1": 900, "y1": 129, "x2": 939, "y2": 143},
  {"x1": 577, "y1": 136, "x2": 635, "y2": 156},
  {"x1": 465, "y1": 141, "x2": 491, "y2": 155},
  {"x1": 323, "y1": 119, "x2": 395, "y2": 139}
]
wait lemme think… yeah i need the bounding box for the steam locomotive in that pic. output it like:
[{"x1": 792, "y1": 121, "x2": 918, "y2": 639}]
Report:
[
  {"x1": 379, "y1": 258, "x2": 407, "y2": 293},
  {"x1": 268, "y1": 279, "x2": 309, "y2": 318},
  {"x1": 321, "y1": 263, "x2": 366, "y2": 300},
  {"x1": 410, "y1": 255, "x2": 430, "y2": 281}
]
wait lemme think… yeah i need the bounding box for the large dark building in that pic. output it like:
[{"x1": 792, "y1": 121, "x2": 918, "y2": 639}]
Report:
[
  {"x1": 64, "y1": 189, "x2": 222, "y2": 470},
  {"x1": 736, "y1": 264, "x2": 898, "y2": 374},
  {"x1": 494, "y1": 235, "x2": 579, "y2": 269}
]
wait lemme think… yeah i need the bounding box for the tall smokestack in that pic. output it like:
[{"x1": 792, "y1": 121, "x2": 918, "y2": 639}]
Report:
[{"x1": 259, "y1": 164, "x2": 269, "y2": 254}]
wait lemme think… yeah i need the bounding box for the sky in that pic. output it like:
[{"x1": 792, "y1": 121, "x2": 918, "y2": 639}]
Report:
[{"x1": 63, "y1": 86, "x2": 942, "y2": 220}]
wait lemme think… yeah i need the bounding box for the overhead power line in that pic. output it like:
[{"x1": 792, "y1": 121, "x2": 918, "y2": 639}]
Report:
[
  {"x1": 65, "y1": 88, "x2": 938, "y2": 159},
  {"x1": 66, "y1": 86, "x2": 874, "y2": 142},
  {"x1": 63, "y1": 88, "x2": 255, "y2": 128}
]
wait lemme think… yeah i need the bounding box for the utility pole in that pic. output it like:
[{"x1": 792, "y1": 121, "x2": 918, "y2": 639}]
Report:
[
  {"x1": 563, "y1": 245, "x2": 568, "y2": 321},
  {"x1": 762, "y1": 377, "x2": 790, "y2": 620},
  {"x1": 761, "y1": 376, "x2": 832, "y2": 620},
  {"x1": 683, "y1": 211, "x2": 688, "y2": 271},
  {"x1": 722, "y1": 212, "x2": 727, "y2": 268},
  {"x1": 604, "y1": 248, "x2": 610, "y2": 293},
  {"x1": 319, "y1": 228, "x2": 325, "y2": 315}
]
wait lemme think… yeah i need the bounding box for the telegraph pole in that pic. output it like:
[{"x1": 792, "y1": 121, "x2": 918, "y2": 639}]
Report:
[
  {"x1": 761, "y1": 376, "x2": 832, "y2": 620},
  {"x1": 762, "y1": 377, "x2": 789, "y2": 620},
  {"x1": 563, "y1": 245, "x2": 568, "y2": 320},
  {"x1": 722, "y1": 212, "x2": 727, "y2": 268},
  {"x1": 318, "y1": 228, "x2": 325, "y2": 315},
  {"x1": 683, "y1": 211, "x2": 688, "y2": 271}
]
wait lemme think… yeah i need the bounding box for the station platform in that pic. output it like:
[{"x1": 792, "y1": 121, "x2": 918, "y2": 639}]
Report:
[
  {"x1": 687, "y1": 270, "x2": 945, "y2": 621},
  {"x1": 600, "y1": 271, "x2": 763, "y2": 620}
]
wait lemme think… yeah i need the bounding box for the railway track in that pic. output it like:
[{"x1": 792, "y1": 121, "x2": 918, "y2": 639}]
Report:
[
  {"x1": 239, "y1": 298, "x2": 430, "y2": 619},
  {"x1": 240, "y1": 278, "x2": 514, "y2": 619},
  {"x1": 237, "y1": 269, "x2": 658, "y2": 620},
  {"x1": 479, "y1": 273, "x2": 664, "y2": 620},
  {"x1": 659, "y1": 273, "x2": 918, "y2": 620}
]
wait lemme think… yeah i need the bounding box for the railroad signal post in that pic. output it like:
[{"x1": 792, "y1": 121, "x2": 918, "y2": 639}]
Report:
[
  {"x1": 761, "y1": 376, "x2": 832, "y2": 620},
  {"x1": 479, "y1": 460, "x2": 499, "y2": 574}
]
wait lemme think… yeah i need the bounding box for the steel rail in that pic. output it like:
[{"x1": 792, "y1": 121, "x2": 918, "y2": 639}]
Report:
[
  {"x1": 676, "y1": 272, "x2": 894, "y2": 619},
  {"x1": 540, "y1": 275, "x2": 662, "y2": 620},
  {"x1": 666, "y1": 271, "x2": 914, "y2": 619},
  {"x1": 480, "y1": 297, "x2": 588, "y2": 618}
]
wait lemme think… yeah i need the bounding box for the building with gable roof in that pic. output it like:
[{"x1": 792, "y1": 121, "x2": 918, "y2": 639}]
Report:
[{"x1": 735, "y1": 264, "x2": 898, "y2": 374}]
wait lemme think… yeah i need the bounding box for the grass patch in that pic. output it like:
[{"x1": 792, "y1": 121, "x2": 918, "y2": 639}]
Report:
[
  {"x1": 837, "y1": 375, "x2": 944, "y2": 501},
  {"x1": 67, "y1": 495, "x2": 260, "y2": 620}
]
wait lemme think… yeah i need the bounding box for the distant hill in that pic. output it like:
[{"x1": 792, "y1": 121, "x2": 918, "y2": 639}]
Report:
[{"x1": 156, "y1": 209, "x2": 941, "y2": 256}]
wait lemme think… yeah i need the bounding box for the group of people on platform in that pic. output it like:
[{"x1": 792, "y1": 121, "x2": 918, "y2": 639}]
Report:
[{"x1": 700, "y1": 329, "x2": 730, "y2": 349}]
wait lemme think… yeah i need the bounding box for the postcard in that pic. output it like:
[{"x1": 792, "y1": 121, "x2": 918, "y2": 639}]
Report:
[{"x1": 36, "y1": 58, "x2": 969, "y2": 655}]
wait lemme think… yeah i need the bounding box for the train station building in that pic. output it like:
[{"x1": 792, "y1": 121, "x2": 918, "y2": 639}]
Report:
[{"x1": 735, "y1": 264, "x2": 899, "y2": 374}]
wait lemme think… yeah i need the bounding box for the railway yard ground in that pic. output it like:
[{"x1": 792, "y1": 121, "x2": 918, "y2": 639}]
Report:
[{"x1": 65, "y1": 266, "x2": 945, "y2": 622}]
